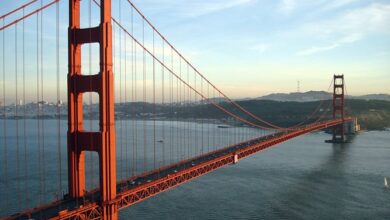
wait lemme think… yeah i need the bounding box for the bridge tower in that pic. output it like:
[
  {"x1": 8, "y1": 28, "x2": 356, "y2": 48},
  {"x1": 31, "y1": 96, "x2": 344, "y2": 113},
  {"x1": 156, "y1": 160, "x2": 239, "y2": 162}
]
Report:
[
  {"x1": 331, "y1": 74, "x2": 345, "y2": 142},
  {"x1": 68, "y1": 0, "x2": 117, "y2": 219}
]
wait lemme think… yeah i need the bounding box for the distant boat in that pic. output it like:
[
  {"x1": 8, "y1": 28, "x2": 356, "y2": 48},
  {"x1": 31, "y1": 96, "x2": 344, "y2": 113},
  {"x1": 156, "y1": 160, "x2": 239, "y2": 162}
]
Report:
[
  {"x1": 218, "y1": 125, "x2": 229, "y2": 129},
  {"x1": 157, "y1": 139, "x2": 164, "y2": 143},
  {"x1": 385, "y1": 177, "x2": 388, "y2": 188}
]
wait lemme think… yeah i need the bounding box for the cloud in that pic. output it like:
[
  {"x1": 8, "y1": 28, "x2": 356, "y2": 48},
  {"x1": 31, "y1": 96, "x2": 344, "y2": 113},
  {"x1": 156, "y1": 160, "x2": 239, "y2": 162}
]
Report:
[
  {"x1": 187, "y1": 0, "x2": 255, "y2": 17},
  {"x1": 303, "y1": 3, "x2": 390, "y2": 36},
  {"x1": 149, "y1": 0, "x2": 255, "y2": 18},
  {"x1": 322, "y1": 0, "x2": 359, "y2": 10},
  {"x1": 278, "y1": 0, "x2": 297, "y2": 15},
  {"x1": 297, "y1": 3, "x2": 390, "y2": 56},
  {"x1": 277, "y1": 0, "x2": 382, "y2": 16},
  {"x1": 297, "y1": 44, "x2": 338, "y2": 56},
  {"x1": 338, "y1": 33, "x2": 362, "y2": 44},
  {"x1": 297, "y1": 33, "x2": 362, "y2": 56}
]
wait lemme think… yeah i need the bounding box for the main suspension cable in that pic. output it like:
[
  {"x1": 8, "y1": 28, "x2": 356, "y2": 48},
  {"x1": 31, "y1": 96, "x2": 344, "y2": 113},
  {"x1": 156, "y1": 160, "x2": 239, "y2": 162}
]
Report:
[
  {"x1": 0, "y1": 0, "x2": 61, "y2": 31},
  {"x1": 0, "y1": 0, "x2": 39, "y2": 20}
]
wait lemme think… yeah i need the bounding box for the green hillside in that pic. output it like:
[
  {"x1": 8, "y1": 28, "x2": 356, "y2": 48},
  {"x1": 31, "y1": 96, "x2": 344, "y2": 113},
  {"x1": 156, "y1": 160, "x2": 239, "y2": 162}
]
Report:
[{"x1": 116, "y1": 99, "x2": 390, "y2": 130}]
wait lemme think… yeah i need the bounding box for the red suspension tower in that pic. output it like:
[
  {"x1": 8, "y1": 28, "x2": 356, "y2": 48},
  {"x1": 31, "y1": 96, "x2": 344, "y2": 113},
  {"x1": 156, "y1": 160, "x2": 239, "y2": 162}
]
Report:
[
  {"x1": 68, "y1": 0, "x2": 117, "y2": 219},
  {"x1": 331, "y1": 74, "x2": 345, "y2": 142}
]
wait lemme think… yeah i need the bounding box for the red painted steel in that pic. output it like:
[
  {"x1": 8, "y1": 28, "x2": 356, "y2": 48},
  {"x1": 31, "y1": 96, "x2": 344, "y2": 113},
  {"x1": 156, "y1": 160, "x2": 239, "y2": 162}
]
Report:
[
  {"x1": 68, "y1": 0, "x2": 117, "y2": 219},
  {"x1": 332, "y1": 74, "x2": 345, "y2": 142}
]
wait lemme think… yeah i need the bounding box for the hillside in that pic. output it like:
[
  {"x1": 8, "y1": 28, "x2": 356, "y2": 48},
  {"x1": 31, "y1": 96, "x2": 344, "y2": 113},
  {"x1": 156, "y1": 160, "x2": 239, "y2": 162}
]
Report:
[
  {"x1": 256, "y1": 91, "x2": 390, "y2": 102},
  {"x1": 115, "y1": 99, "x2": 390, "y2": 130}
]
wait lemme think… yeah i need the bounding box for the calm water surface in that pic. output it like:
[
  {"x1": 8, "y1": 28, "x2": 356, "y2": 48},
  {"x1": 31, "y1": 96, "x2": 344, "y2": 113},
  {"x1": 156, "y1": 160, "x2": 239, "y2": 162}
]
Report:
[
  {"x1": 0, "y1": 119, "x2": 389, "y2": 219},
  {"x1": 120, "y1": 131, "x2": 390, "y2": 220}
]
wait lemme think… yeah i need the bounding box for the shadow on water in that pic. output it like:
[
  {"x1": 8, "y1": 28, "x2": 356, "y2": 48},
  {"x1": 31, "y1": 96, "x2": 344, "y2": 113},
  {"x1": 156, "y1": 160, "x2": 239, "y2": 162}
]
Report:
[{"x1": 269, "y1": 140, "x2": 354, "y2": 220}]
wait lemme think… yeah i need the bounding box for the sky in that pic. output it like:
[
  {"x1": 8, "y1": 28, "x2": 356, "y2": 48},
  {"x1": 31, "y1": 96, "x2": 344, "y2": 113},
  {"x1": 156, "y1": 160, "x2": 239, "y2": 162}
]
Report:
[
  {"x1": 0, "y1": 0, "x2": 390, "y2": 103},
  {"x1": 129, "y1": 0, "x2": 390, "y2": 96}
]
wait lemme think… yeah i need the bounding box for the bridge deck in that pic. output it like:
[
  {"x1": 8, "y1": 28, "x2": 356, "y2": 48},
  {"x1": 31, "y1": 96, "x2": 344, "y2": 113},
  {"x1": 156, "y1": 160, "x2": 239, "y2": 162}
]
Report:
[{"x1": 6, "y1": 119, "x2": 349, "y2": 220}]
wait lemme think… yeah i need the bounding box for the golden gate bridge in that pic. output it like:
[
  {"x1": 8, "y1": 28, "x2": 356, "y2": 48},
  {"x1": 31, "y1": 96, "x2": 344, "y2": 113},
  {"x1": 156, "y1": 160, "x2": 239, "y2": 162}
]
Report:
[{"x1": 0, "y1": 0, "x2": 354, "y2": 219}]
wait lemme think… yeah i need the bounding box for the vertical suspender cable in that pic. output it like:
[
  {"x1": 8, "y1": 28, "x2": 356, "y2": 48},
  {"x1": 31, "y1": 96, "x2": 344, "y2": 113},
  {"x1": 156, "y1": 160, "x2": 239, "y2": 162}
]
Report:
[
  {"x1": 133, "y1": 20, "x2": 138, "y2": 175},
  {"x1": 15, "y1": 21, "x2": 21, "y2": 210},
  {"x1": 142, "y1": 19, "x2": 146, "y2": 172},
  {"x1": 170, "y1": 47, "x2": 173, "y2": 162},
  {"x1": 119, "y1": 0, "x2": 123, "y2": 181},
  {"x1": 212, "y1": 88, "x2": 216, "y2": 151},
  {"x1": 191, "y1": 70, "x2": 195, "y2": 156},
  {"x1": 189, "y1": 66, "x2": 191, "y2": 155},
  {"x1": 153, "y1": 30, "x2": 156, "y2": 169},
  {"x1": 186, "y1": 64, "x2": 190, "y2": 159},
  {"x1": 194, "y1": 71, "x2": 197, "y2": 155},
  {"x1": 344, "y1": 81, "x2": 349, "y2": 117},
  {"x1": 213, "y1": 88, "x2": 219, "y2": 149},
  {"x1": 179, "y1": 58, "x2": 187, "y2": 159},
  {"x1": 22, "y1": 7, "x2": 29, "y2": 209},
  {"x1": 188, "y1": 66, "x2": 192, "y2": 157},
  {"x1": 161, "y1": 40, "x2": 165, "y2": 166},
  {"x1": 216, "y1": 91, "x2": 219, "y2": 151},
  {"x1": 2, "y1": 17, "x2": 9, "y2": 213},
  {"x1": 184, "y1": 62, "x2": 188, "y2": 159},
  {"x1": 173, "y1": 53, "x2": 176, "y2": 161},
  {"x1": 200, "y1": 78, "x2": 203, "y2": 154},
  {"x1": 180, "y1": 59, "x2": 184, "y2": 159},
  {"x1": 187, "y1": 63, "x2": 193, "y2": 157},
  {"x1": 228, "y1": 102, "x2": 231, "y2": 145},
  {"x1": 234, "y1": 105, "x2": 237, "y2": 146},
  {"x1": 230, "y1": 102, "x2": 233, "y2": 145},
  {"x1": 40, "y1": 0, "x2": 46, "y2": 202},
  {"x1": 15, "y1": 22, "x2": 21, "y2": 212},
  {"x1": 36, "y1": 12, "x2": 42, "y2": 207},
  {"x1": 176, "y1": 55, "x2": 178, "y2": 160},
  {"x1": 56, "y1": 0, "x2": 62, "y2": 202},
  {"x1": 178, "y1": 58, "x2": 181, "y2": 159},
  {"x1": 130, "y1": 7, "x2": 135, "y2": 176},
  {"x1": 207, "y1": 83, "x2": 210, "y2": 153},
  {"x1": 219, "y1": 92, "x2": 222, "y2": 148},
  {"x1": 124, "y1": 11, "x2": 129, "y2": 178},
  {"x1": 182, "y1": 60, "x2": 186, "y2": 159}
]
